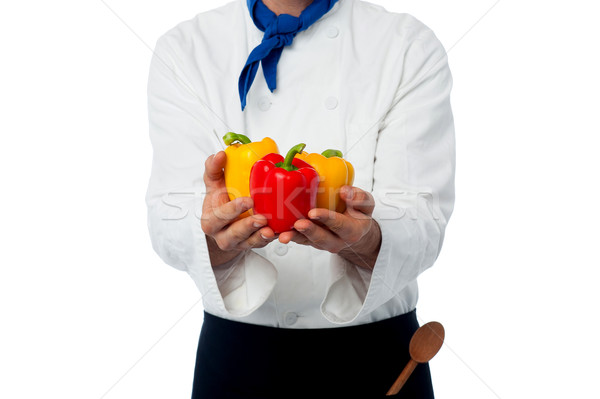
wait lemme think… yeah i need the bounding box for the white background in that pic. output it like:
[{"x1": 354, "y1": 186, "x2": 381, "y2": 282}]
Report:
[{"x1": 1, "y1": 0, "x2": 599, "y2": 398}]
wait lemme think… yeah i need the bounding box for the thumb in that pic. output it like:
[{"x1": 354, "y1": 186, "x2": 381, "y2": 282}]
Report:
[
  {"x1": 203, "y1": 151, "x2": 227, "y2": 190},
  {"x1": 340, "y1": 186, "x2": 375, "y2": 217}
]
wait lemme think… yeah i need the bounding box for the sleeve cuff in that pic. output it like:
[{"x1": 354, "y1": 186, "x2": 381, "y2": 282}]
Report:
[
  {"x1": 319, "y1": 215, "x2": 408, "y2": 324},
  {"x1": 212, "y1": 250, "x2": 278, "y2": 317}
]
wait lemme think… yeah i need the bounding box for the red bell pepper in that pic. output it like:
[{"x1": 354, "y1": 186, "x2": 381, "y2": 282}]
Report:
[{"x1": 250, "y1": 143, "x2": 319, "y2": 233}]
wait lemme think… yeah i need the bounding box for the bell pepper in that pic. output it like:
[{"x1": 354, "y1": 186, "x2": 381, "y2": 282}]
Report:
[
  {"x1": 222, "y1": 132, "x2": 279, "y2": 217},
  {"x1": 250, "y1": 143, "x2": 319, "y2": 233},
  {"x1": 296, "y1": 149, "x2": 355, "y2": 213}
]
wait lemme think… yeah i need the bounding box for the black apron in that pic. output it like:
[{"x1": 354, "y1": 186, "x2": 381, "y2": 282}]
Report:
[{"x1": 191, "y1": 310, "x2": 434, "y2": 398}]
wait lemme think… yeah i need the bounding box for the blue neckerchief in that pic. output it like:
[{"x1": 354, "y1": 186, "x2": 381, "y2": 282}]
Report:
[{"x1": 239, "y1": 0, "x2": 338, "y2": 110}]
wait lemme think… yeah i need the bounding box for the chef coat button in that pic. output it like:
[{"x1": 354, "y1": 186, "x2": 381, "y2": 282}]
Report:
[
  {"x1": 324, "y1": 96, "x2": 338, "y2": 110},
  {"x1": 258, "y1": 96, "x2": 271, "y2": 111},
  {"x1": 274, "y1": 243, "x2": 288, "y2": 256},
  {"x1": 326, "y1": 26, "x2": 339, "y2": 38},
  {"x1": 284, "y1": 312, "x2": 298, "y2": 326}
]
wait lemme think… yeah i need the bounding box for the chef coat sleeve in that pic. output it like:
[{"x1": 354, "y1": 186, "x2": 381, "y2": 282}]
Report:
[
  {"x1": 321, "y1": 26, "x2": 455, "y2": 323},
  {"x1": 145, "y1": 34, "x2": 276, "y2": 317}
]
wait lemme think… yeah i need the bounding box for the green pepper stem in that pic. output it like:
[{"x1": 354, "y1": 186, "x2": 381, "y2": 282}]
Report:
[
  {"x1": 321, "y1": 149, "x2": 343, "y2": 158},
  {"x1": 280, "y1": 143, "x2": 306, "y2": 172},
  {"x1": 223, "y1": 132, "x2": 252, "y2": 146}
]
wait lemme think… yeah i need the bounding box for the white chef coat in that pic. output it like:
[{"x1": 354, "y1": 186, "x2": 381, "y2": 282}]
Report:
[{"x1": 145, "y1": 0, "x2": 455, "y2": 328}]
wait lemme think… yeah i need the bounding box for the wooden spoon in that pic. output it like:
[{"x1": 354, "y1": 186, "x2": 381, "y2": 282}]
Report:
[{"x1": 386, "y1": 321, "x2": 445, "y2": 396}]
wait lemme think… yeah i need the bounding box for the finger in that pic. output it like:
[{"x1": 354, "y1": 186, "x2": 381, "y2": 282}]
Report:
[
  {"x1": 277, "y1": 230, "x2": 295, "y2": 244},
  {"x1": 340, "y1": 186, "x2": 375, "y2": 217},
  {"x1": 202, "y1": 186, "x2": 233, "y2": 214},
  {"x1": 243, "y1": 226, "x2": 278, "y2": 249},
  {"x1": 307, "y1": 208, "x2": 366, "y2": 244},
  {"x1": 203, "y1": 151, "x2": 227, "y2": 191},
  {"x1": 288, "y1": 232, "x2": 312, "y2": 247},
  {"x1": 212, "y1": 213, "x2": 267, "y2": 251},
  {"x1": 258, "y1": 226, "x2": 277, "y2": 241},
  {"x1": 293, "y1": 219, "x2": 346, "y2": 253},
  {"x1": 202, "y1": 197, "x2": 253, "y2": 236},
  {"x1": 224, "y1": 213, "x2": 275, "y2": 249},
  {"x1": 277, "y1": 229, "x2": 309, "y2": 245},
  {"x1": 307, "y1": 208, "x2": 347, "y2": 233}
]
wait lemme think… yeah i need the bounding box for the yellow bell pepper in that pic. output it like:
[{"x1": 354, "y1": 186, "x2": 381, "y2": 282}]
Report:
[
  {"x1": 296, "y1": 149, "x2": 355, "y2": 213},
  {"x1": 222, "y1": 132, "x2": 279, "y2": 217}
]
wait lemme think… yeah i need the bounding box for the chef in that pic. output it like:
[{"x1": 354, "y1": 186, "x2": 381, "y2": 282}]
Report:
[{"x1": 145, "y1": 0, "x2": 455, "y2": 397}]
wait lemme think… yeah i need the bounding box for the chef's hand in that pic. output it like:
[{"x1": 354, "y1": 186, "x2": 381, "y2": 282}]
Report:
[
  {"x1": 278, "y1": 186, "x2": 382, "y2": 270},
  {"x1": 201, "y1": 151, "x2": 277, "y2": 266}
]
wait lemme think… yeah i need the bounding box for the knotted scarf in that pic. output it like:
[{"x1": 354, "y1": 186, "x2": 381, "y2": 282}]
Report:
[{"x1": 239, "y1": 0, "x2": 338, "y2": 110}]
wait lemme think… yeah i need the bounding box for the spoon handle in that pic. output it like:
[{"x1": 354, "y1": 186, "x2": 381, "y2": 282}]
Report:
[{"x1": 386, "y1": 358, "x2": 418, "y2": 396}]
